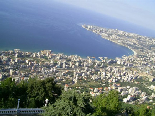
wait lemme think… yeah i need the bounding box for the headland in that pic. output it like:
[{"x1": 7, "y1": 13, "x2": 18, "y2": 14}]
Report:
[{"x1": 1, "y1": 25, "x2": 155, "y2": 105}]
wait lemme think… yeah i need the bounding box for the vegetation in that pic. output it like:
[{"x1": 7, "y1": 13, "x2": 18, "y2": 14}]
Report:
[
  {"x1": 93, "y1": 90, "x2": 121, "y2": 116},
  {"x1": 0, "y1": 77, "x2": 62, "y2": 108},
  {"x1": 122, "y1": 103, "x2": 153, "y2": 116},
  {"x1": 43, "y1": 90, "x2": 93, "y2": 116},
  {"x1": 43, "y1": 90, "x2": 155, "y2": 116},
  {"x1": 1, "y1": 78, "x2": 155, "y2": 116}
]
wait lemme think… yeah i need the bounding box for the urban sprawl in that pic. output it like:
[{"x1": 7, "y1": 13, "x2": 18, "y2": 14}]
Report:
[{"x1": 1, "y1": 24, "x2": 155, "y2": 105}]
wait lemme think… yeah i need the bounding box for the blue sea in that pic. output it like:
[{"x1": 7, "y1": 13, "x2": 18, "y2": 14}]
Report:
[{"x1": 0, "y1": 0, "x2": 155, "y2": 59}]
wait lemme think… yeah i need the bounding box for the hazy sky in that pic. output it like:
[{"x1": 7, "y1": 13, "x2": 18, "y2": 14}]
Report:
[{"x1": 56, "y1": 0, "x2": 155, "y2": 31}]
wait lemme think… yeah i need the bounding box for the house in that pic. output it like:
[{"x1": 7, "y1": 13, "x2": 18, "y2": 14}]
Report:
[{"x1": 64, "y1": 84, "x2": 69, "y2": 91}]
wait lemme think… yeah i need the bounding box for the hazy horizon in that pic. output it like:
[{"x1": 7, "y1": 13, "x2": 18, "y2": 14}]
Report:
[{"x1": 55, "y1": 0, "x2": 155, "y2": 32}]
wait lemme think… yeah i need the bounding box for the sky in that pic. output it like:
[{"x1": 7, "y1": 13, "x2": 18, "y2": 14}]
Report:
[{"x1": 56, "y1": 0, "x2": 155, "y2": 31}]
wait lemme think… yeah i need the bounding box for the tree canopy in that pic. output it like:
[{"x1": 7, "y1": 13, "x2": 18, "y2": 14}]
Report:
[
  {"x1": 1, "y1": 78, "x2": 155, "y2": 116},
  {"x1": 43, "y1": 90, "x2": 93, "y2": 116},
  {"x1": 93, "y1": 90, "x2": 121, "y2": 116},
  {"x1": 0, "y1": 77, "x2": 62, "y2": 108}
]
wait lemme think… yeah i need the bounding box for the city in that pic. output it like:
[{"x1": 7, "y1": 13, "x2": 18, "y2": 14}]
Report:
[
  {"x1": 1, "y1": 25, "x2": 155, "y2": 115},
  {"x1": 1, "y1": 27, "x2": 155, "y2": 105}
]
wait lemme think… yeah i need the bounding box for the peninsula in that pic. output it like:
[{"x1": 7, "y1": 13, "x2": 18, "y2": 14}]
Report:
[
  {"x1": 1, "y1": 25, "x2": 155, "y2": 106},
  {"x1": 82, "y1": 25, "x2": 155, "y2": 56}
]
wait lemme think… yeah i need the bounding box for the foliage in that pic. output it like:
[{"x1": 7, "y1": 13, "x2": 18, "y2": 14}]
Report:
[
  {"x1": 0, "y1": 77, "x2": 62, "y2": 108},
  {"x1": 122, "y1": 103, "x2": 153, "y2": 116},
  {"x1": 137, "y1": 104, "x2": 152, "y2": 116},
  {"x1": 43, "y1": 90, "x2": 93, "y2": 116},
  {"x1": 0, "y1": 77, "x2": 18, "y2": 108},
  {"x1": 121, "y1": 102, "x2": 139, "y2": 116},
  {"x1": 1, "y1": 78, "x2": 155, "y2": 116},
  {"x1": 27, "y1": 77, "x2": 62, "y2": 108},
  {"x1": 93, "y1": 90, "x2": 121, "y2": 116}
]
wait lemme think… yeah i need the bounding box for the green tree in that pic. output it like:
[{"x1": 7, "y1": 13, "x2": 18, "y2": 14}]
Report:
[
  {"x1": 121, "y1": 103, "x2": 136, "y2": 116},
  {"x1": 93, "y1": 90, "x2": 121, "y2": 116},
  {"x1": 0, "y1": 78, "x2": 29, "y2": 108},
  {"x1": 121, "y1": 103, "x2": 153, "y2": 116},
  {"x1": 43, "y1": 90, "x2": 93, "y2": 116},
  {"x1": 0, "y1": 77, "x2": 61, "y2": 108},
  {"x1": 16, "y1": 80, "x2": 28, "y2": 108},
  {"x1": 0, "y1": 77, "x2": 17, "y2": 108},
  {"x1": 134, "y1": 104, "x2": 151, "y2": 116},
  {"x1": 27, "y1": 77, "x2": 62, "y2": 108},
  {"x1": 151, "y1": 107, "x2": 155, "y2": 116}
]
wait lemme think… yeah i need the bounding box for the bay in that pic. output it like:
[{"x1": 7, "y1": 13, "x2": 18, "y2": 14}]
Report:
[{"x1": 0, "y1": 0, "x2": 154, "y2": 59}]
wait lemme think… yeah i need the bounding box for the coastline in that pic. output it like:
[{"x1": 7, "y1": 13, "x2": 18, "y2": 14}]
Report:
[
  {"x1": 102, "y1": 37, "x2": 136, "y2": 57},
  {"x1": 82, "y1": 25, "x2": 138, "y2": 58},
  {"x1": 0, "y1": 25, "x2": 136, "y2": 60},
  {"x1": 127, "y1": 47, "x2": 137, "y2": 56}
]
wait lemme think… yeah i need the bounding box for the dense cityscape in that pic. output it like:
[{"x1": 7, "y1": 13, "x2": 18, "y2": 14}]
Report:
[
  {"x1": 1, "y1": 25, "x2": 155, "y2": 115},
  {"x1": 1, "y1": 24, "x2": 155, "y2": 104}
]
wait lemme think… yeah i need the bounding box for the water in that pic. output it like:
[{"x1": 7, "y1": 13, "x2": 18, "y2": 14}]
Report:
[{"x1": 0, "y1": 0, "x2": 154, "y2": 59}]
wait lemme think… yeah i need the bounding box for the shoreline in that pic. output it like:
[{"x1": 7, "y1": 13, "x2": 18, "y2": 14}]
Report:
[
  {"x1": 102, "y1": 37, "x2": 136, "y2": 56},
  {"x1": 82, "y1": 25, "x2": 138, "y2": 58},
  {"x1": 0, "y1": 26, "x2": 136, "y2": 60}
]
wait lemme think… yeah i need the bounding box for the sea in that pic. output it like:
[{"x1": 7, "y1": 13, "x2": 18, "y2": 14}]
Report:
[{"x1": 0, "y1": 0, "x2": 155, "y2": 59}]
